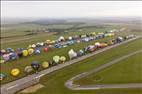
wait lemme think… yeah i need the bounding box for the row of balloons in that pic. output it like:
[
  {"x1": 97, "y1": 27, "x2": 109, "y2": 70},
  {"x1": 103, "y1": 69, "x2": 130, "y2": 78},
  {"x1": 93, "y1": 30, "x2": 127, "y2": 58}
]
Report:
[{"x1": 0, "y1": 56, "x2": 66, "y2": 81}]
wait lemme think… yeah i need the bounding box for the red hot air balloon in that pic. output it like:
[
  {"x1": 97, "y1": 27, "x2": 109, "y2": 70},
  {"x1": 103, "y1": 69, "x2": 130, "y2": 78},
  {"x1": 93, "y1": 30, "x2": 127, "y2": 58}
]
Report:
[{"x1": 43, "y1": 47, "x2": 48, "y2": 52}]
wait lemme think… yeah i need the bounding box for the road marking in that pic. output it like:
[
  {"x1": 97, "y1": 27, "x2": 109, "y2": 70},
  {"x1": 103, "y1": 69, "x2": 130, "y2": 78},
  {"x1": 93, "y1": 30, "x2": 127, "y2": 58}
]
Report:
[
  {"x1": 35, "y1": 74, "x2": 45, "y2": 79},
  {"x1": 7, "y1": 84, "x2": 18, "y2": 90}
]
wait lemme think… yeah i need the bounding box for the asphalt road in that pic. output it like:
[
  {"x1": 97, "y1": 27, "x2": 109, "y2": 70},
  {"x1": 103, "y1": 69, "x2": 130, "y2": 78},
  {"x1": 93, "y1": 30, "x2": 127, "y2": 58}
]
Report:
[
  {"x1": 65, "y1": 50, "x2": 142, "y2": 90},
  {"x1": 0, "y1": 36, "x2": 141, "y2": 94}
]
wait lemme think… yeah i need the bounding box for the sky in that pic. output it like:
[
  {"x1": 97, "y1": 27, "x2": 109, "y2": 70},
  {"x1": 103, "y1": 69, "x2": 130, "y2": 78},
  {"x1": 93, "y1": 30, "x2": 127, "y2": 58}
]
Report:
[{"x1": 1, "y1": 1, "x2": 142, "y2": 18}]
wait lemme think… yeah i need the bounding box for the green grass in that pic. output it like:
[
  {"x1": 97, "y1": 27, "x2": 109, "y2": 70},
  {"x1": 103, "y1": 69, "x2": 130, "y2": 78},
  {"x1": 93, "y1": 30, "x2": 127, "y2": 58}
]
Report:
[
  {"x1": 74, "y1": 52, "x2": 142, "y2": 85},
  {"x1": 1, "y1": 37, "x2": 114, "y2": 84},
  {"x1": 18, "y1": 38, "x2": 142, "y2": 94}
]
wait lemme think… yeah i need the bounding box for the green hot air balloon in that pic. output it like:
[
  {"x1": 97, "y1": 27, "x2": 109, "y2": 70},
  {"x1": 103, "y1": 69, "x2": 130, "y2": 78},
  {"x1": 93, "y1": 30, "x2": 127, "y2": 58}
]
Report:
[{"x1": 53, "y1": 56, "x2": 60, "y2": 64}]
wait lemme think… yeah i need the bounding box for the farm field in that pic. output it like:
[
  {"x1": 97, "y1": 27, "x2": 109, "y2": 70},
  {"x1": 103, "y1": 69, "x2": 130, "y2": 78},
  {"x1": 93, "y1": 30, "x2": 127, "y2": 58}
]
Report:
[
  {"x1": 1, "y1": 24, "x2": 119, "y2": 49},
  {"x1": 19, "y1": 38, "x2": 142, "y2": 94}
]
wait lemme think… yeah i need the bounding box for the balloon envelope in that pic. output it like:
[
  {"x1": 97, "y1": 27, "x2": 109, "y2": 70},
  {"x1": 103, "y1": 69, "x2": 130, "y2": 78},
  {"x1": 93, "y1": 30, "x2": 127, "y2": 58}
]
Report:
[
  {"x1": 60, "y1": 56, "x2": 66, "y2": 63},
  {"x1": 31, "y1": 61, "x2": 40, "y2": 71},
  {"x1": 28, "y1": 48, "x2": 34, "y2": 55},
  {"x1": 22, "y1": 50, "x2": 28, "y2": 56},
  {"x1": 11, "y1": 68, "x2": 20, "y2": 76},
  {"x1": 0, "y1": 73, "x2": 6, "y2": 81},
  {"x1": 43, "y1": 47, "x2": 48, "y2": 52},
  {"x1": 42, "y1": 61, "x2": 49, "y2": 68},
  {"x1": 68, "y1": 49, "x2": 77, "y2": 59},
  {"x1": 53, "y1": 56, "x2": 60, "y2": 63},
  {"x1": 24, "y1": 66, "x2": 33, "y2": 73}
]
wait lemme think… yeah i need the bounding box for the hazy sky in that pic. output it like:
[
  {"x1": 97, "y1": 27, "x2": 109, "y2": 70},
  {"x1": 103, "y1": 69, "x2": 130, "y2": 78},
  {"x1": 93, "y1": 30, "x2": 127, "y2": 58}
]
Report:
[{"x1": 1, "y1": 1, "x2": 142, "y2": 18}]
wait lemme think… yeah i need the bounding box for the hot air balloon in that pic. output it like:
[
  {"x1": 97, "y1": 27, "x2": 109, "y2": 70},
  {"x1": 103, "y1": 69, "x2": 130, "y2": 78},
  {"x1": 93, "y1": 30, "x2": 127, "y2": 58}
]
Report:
[
  {"x1": 68, "y1": 49, "x2": 77, "y2": 59},
  {"x1": 1, "y1": 49, "x2": 6, "y2": 55},
  {"x1": 77, "y1": 49, "x2": 84, "y2": 56},
  {"x1": 2, "y1": 54, "x2": 10, "y2": 62},
  {"x1": 58, "y1": 36, "x2": 65, "y2": 42},
  {"x1": 28, "y1": 48, "x2": 34, "y2": 55},
  {"x1": 11, "y1": 68, "x2": 20, "y2": 77},
  {"x1": 31, "y1": 61, "x2": 40, "y2": 72},
  {"x1": 43, "y1": 47, "x2": 48, "y2": 52},
  {"x1": 31, "y1": 44, "x2": 36, "y2": 48},
  {"x1": 42, "y1": 61, "x2": 49, "y2": 68},
  {"x1": 0, "y1": 73, "x2": 6, "y2": 81},
  {"x1": 53, "y1": 56, "x2": 60, "y2": 64},
  {"x1": 35, "y1": 49, "x2": 41, "y2": 55},
  {"x1": 9, "y1": 52, "x2": 17, "y2": 60},
  {"x1": 24, "y1": 66, "x2": 33, "y2": 73},
  {"x1": 22, "y1": 50, "x2": 28, "y2": 56},
  {"x1": 60, "y1": 56, "x2": 66, "y2": 63}
]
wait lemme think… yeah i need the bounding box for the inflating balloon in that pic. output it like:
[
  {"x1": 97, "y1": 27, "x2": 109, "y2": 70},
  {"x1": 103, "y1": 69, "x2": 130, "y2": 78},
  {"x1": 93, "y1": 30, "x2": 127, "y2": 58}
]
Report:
[
  {"x1": 68, "y1": 49, "x2": 77, "y2": 59},
  {"x1": 24, "y1": 66, "x2": 33, "y2": 73},
  {"x1": 31, "y1": 61, "x2": 40, "y2": 71},
  {"x1": 9, "y1": 52, "x2": 17, "y2": 60},
  {"x1": 31, "y1": 44, "x2": 36, "y2": 48},
  {"x1": 11, "y1": 68, "x2": 20, "y2": 77},
  {"x1": 28, "y1": 48, "x2": 34, "y2": 55},
  {"x1": 3, "y1": 54, "x2": 10, "y2": 62},
  {"x1": 42, "y1": 61, "x2": 49, "y2": 68},
  {"x1": 35, "y1": 49, "x2": 41, "y2": 55},
  {"x1": 60, "y1": 56, "x2": 66, "y2": 63},
  {"x1": 22, "y1": 50, "x2": 28, "y2": 56},
  {"x1": 43, "y1": 47, "x2": 48, "y2": 52},
  {"x1": 0, "y1": 73, "x2": 6, "y2": 81},
  {"x1": 53, "y1": 56, "x2": 60, "y2": 63}
]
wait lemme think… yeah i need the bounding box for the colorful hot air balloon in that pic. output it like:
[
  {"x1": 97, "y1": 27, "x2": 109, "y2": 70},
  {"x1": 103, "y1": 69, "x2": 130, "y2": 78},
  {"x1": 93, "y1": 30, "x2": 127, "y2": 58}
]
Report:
[
  {"x1": 68, "y1": 49, "x2": 77, "y2": 59},
  {"x1": 22, "y1": 50, "x2": 28, "y2": 56},
  {"x1": 35, "y1": 49, "x2": 41, "y2": 55},
  {"x1": 60, "y1": 56, "x2": 66, "y2": 63},
  {"x1": 53, "y1": 56, "x2": 60, "y2": 64},
  {"x1": 42, "y1": 61, "x2": 49, "y2": 68},
  {"x1": 11, "y1": 68, "x2": 20, "y2": 77},
  {"x1": 31, "y1": 61, "x2": 40, "y2": 72},
  {"x1": 43, "y1": 47, "x2": 48, "y2": 52},
  {"x1": 2, "y1": 54, "x2": 10, "y2": 62},
  {"x1": 0, "y1": 73, "x2": 6, "y2": 81},
  {"x1": 28, "y1": 48, "x2": 34, "y2": 55},
  {"x1": 24, "y1": 66, "x2": 33, "y2": 73}
]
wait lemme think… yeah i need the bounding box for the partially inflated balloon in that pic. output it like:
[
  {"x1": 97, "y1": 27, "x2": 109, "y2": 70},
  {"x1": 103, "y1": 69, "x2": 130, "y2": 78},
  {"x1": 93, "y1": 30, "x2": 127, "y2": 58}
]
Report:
[
  {"x1": 43, "y1": 47, "x2": 48, "y2": 52},
  {"x1": 3, "y1": 54, "x2": 10, "y2": 61},
  {"x1": 35, "y1": 49, "x2": 41, "y2": 55},
  {"x1": 24, "y1": 66, "x2": 33, "y2": 73},
  {"x1": 22, "y1": 50, "x2": 28, "y2": 56},
  {"x1": 28, "y1": 48, "x2": 34, "y2": 55},
  {"x1": 31, "y1": 61, "x2": 40, "y2": 71},
  {"x1": 11, "y1": 68, "x2": 20, "y2": 77},
  {"x1": 68, "y1": 49, "x2": 77, "y2": 59},
  {"x1": 42, "y1": 61, "x2": 49, "y2": 68},
  {"x1": 53, "y1": 56, "x2": 60, "y2": 63},
  {"x1": 60, "y1": 56, "x2": 66, "y2": 63},
  {"x1": 0, "y1": 73, "x2": 6, "y2": 81}
]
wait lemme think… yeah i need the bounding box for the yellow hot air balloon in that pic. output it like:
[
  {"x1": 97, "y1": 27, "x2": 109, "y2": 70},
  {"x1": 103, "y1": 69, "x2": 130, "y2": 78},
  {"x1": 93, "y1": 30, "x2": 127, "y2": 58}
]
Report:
[
  {"x1": 28, "y1": 48, "x2": 34, "y2": 55},
  {"x1": 22, "y1": 50, "x2": 28, "y2": 56},
  {"x1": 11, "y1": 68, "x2": 20, "y2": 76},
  {"x1": 60, "y1": 56, "x2": 66, "y2": 63},
  {"x1": 42, "y1": 61, "x2": 49, "y2": 68}
]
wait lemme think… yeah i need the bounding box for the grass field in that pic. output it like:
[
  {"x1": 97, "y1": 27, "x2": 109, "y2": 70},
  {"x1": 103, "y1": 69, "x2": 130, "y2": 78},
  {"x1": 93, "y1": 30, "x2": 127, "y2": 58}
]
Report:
[
  {"x1": 74, "y1": 52, "x2": 142, "y2": 85},
  {"x1": 1, "y1": 36, "x2": 114, "y2": 84},
  {"x1": 1, "y1": 22, "x2": 142, "y2": 94},
  {"x1": 19, "y1": 38, "x2": 142, "y2": 94}
]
